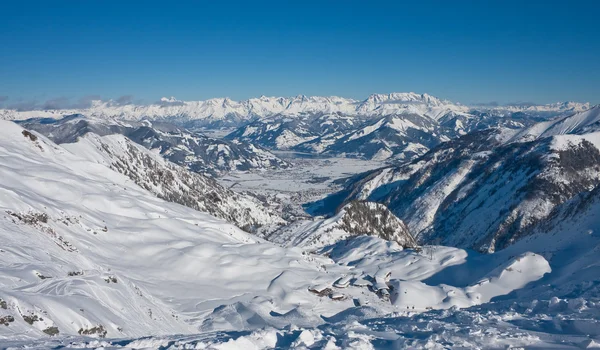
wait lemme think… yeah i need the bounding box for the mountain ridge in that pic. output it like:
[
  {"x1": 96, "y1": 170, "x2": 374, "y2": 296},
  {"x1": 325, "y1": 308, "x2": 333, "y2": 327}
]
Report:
[{"x1": 1, "y1": 93, "x2": 591, "y2": 126}]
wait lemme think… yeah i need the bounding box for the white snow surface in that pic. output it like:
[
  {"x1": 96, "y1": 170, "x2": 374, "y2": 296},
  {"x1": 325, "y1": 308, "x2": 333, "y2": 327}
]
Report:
[{"x1": 1, "y1": 120, "x2": 599, "y2": 349}]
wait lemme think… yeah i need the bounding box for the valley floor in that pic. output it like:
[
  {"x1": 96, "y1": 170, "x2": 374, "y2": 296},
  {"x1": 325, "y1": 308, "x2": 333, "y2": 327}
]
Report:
[{"x1": 218, "y1": 155, "x2": 385, "y2": 218}]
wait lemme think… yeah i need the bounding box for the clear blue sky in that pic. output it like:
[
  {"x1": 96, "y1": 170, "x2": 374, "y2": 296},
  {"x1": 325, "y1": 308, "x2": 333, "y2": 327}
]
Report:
[{"x1": 1, "y1": 0, "x2": 599, "y2": 108}]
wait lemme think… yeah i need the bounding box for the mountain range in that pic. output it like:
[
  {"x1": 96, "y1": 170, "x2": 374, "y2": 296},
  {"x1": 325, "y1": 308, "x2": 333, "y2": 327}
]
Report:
[
  {"x1": 2, "y1": 93, "x2": 600, "y2": 347},
  {"x1": 3, "y1": 93, "x2": 591, "y2": 163},
  {"x1": 1, "y1": 92, "x2": 589, "y2": 125}
]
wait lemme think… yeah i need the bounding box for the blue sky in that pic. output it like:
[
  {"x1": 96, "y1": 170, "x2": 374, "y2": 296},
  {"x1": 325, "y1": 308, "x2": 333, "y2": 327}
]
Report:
[{"x1": 1, "y1": 0, "x2": 599, "y2": 108}]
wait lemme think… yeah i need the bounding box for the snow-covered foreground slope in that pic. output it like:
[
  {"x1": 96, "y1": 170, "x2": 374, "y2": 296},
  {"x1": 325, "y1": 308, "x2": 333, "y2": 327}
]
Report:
[
  {"x1": 0, "y1": 121, "x2": 333, "y2": 339},
  {"x1": 10, "y1": 197, "x2": 599, "y2": 349}
]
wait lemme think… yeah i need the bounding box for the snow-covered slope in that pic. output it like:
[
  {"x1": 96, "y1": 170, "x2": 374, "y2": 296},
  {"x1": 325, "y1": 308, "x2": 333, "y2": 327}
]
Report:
[
  {"x1": 511, "y1": 105, "x2": 600, "y2": 141},
  {"x1": 321, "y1": 124, "x2": 600, "y2": 252},
  {"x1": 63, "y1": 132, "x2": 285, "y2": 233},
  {"x1": 0, "y1": 120, "x2": 559, "y2": 344},
  {"x1": 0, "y1": 121, "x2": 342, "y2": 339}
]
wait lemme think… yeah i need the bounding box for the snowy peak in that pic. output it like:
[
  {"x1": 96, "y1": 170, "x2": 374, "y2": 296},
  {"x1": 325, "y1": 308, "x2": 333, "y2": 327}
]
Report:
[{"x1": 362, "y1": 92, "x2": 445, "y2": 106}]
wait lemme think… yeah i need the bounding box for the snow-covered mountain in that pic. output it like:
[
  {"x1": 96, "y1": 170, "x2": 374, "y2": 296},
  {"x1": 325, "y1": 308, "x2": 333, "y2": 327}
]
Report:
[
  {"x1": 1, "y1": 92, "x2": 588, "y2": 126},
  {"x1": 0, "y1": 95, "x2": 361, "y2": 126},
  {"x1": 224, "y1": 112, "x2": 362, "y2": 150},
  {"x1": 220, "y1": 94, "x2": 590, "y2": 160},
  {"x1": 225, "y1": 115, "x2": 321, "y2": 149},
  {"x1": 316, "y1": 107, "x2": 600, "y2": 252},
  {"x1": 306, "y1": 114, "x2": 450, "y2": 161},
  {"x1": 17, "y1": 115, "x2": 289, "y2": 176}
]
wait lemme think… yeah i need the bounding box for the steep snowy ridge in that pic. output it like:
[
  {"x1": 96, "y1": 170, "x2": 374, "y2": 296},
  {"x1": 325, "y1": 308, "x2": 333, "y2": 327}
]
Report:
[
  {"x1": 326, "y1": 125, "x2": 600, "y2": 252},
  {"x1": 511, "y1": 105, "x2": 600, "y2": 141},
  {"x1": 63, "y1": 133, "x2": 285, "y2": 233}
]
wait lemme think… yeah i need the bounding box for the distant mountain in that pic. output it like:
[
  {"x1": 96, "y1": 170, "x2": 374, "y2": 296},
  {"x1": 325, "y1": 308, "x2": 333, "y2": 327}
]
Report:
[
  {"x1": 2, "y1": 92, "x2": 588, "y2": 127},
  {"x1": 303, "y1": 114, "x2": 450, "y2": 161},
  {"x1": 219, "y1": 94, "x2": 590, "y2": 161},
  {"x1": 17, "y1": 115, "x2": 289, "y2": 176},
  {"x1": 224, "y1": 112, "x2": 362, "y2": 150}
]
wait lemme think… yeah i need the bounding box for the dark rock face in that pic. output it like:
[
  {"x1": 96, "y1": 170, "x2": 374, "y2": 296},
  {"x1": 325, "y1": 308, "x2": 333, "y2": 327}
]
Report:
[
  {"x1": 336, "y1": 201, "x2": 417, "y2": 248},
  {"x1": 422, "y1": 138, "x2": 600, "y2": 252}
]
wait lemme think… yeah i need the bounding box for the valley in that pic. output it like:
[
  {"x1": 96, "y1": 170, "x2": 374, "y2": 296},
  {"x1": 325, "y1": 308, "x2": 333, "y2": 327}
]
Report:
[{"x1": 0, "y1": 94, "x2": 599, "y2": 349}]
